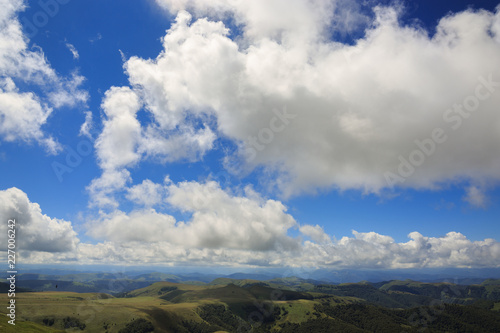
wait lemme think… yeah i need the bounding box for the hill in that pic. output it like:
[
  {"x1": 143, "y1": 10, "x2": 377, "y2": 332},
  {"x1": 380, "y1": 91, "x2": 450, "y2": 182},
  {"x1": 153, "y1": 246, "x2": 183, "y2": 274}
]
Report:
[{"x1": 2, "y1": 276, "x2": 500, "y2": 332}]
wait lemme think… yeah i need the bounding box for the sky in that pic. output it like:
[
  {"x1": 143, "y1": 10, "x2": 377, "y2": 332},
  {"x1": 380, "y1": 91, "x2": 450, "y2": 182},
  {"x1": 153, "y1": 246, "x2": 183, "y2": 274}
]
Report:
[{"x1": 1, "y1": 0, "x2": 500, "y2": 270}]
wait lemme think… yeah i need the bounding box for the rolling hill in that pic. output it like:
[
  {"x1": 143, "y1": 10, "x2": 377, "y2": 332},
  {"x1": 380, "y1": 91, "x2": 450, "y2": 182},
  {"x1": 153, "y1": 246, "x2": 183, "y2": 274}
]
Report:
[{"x1": 2, "y1": 276, "x2": 500, "y2": 332}]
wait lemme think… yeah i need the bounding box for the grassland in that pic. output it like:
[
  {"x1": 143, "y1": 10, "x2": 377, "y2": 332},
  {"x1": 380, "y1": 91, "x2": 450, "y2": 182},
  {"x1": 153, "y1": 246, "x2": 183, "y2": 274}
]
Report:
[
  {"x1": 0, "y1": 292, "x2": 156, "y2": 332},
  {"x1": 0, "y1": 280, "x2": 356, "y2": 332},
  {"x1": 2, "y1": 278, "x2": 500, "y2": 332}
]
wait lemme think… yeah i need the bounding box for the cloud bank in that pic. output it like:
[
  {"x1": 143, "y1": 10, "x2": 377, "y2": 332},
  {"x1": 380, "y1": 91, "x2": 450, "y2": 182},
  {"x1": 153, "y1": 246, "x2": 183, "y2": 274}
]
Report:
[{"x1": 4, "y1": 187, "x2": 500, "y2": 269}]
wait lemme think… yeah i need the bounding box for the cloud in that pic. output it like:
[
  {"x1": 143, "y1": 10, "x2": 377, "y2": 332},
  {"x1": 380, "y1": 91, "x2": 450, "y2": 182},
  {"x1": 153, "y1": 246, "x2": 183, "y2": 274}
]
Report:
[
  {"x1": 297, "y1": 231, "x2": 500, "y2": 269},
  {"x1": 65, "y1": 42, "x2": 79, "y2": 59},
  {"x1": 126, "y1": 179, "x2": 164, "y2": 207},
  {"x1": 89, "y1": 180, "x2": 300, "y2": 252},
  {"x1": 494, "y1": 6, "x2": 500, "y2": 43},
  {"x1": 87, "y1": 169, "x2": 132, "y2": 209},
  {"x1": 299, "y1": 224, "x2": 332, "y2": 244},
  {"x1": 0, "y1": 80, "x2": 59, "y2": 152},
  {"x1": 4, "y1": 183, "x2": 499, "y2": 269},
  {"x1": 25, "y1": 227, "x2": 500, "y2": 269},
  {"x1": 79, "y1": 110, "x2": 93, "y2": 139},
  {"x1": 87, "y1": 87, "x2": 141, "y2": 207},
  {"x1": 82, "y1": 179, "x2": 500, "y2": 268},
  {"x1": 88, "y1": 82, "x2": 216, "y2": 207},
  {"x1": 120, "y1": 3, "x2": 500, "y2": 199},
  {"x1": 96, "y1": 86, "x2": 142, "y2": 171},
  {"x1": 0, "y1": 0, "x2": 87, "y2": 153},
  {"x1": 89, "y1": 32, "x2": 102, "y2": 44},
  {"x1": 0, "y1": 187, "x2": 79, "y2": 253},
  {"x1": 463, "y1": 185, "x2": 488, "y2": 208},
  {"x1": 155, "y1": 0, "x2": 368, "y2": 42}
]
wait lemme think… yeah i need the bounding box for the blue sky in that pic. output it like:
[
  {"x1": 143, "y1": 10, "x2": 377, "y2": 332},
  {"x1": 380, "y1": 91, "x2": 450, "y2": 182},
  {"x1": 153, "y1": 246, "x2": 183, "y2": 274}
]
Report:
[{"x1": 1, "y1": 0, "x2": 500, "y2": 269}]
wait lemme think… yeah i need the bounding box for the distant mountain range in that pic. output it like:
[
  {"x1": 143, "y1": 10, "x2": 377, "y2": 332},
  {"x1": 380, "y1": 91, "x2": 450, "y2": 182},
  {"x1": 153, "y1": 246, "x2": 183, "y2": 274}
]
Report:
[
  {"x1": 2, "y1": 269, "x2": 500, "y2": 299},
  {"x1": 3, "y1": 266, "x2": 500, "y2": 288}
]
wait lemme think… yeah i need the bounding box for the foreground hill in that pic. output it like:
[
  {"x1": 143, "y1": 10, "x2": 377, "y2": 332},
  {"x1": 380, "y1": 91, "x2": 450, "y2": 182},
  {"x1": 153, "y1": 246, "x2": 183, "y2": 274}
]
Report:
[{"x1": 1, "y1": 278, "x2": 500, "y2": 332}]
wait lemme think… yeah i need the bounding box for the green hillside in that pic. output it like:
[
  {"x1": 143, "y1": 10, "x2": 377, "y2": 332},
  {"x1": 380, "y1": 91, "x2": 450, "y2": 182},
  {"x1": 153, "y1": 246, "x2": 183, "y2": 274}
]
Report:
[{"x1": 2, "y1": 277, "x2": 500, "y2": 332}]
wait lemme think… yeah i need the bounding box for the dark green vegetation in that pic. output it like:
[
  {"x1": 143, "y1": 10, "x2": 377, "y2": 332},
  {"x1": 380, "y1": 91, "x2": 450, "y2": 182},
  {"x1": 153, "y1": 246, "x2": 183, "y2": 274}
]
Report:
[
  {"x1": 0, "y1": 282, "x2": 32, "y2": 293},
  {"x1": 279, "y1": 303, "x2": 500, "y2": 333},
  {"x1": 118, "y1": 318, "x2": 155, "y2": 333},
  {"x1": 1, "y1": 276, "x2": 500, "y2": 332}
]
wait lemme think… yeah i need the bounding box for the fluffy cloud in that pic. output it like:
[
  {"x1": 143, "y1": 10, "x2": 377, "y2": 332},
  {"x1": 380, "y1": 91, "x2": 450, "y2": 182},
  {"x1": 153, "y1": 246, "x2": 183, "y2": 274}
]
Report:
[
  {"x1": 0, "y1": 81, "x2": 58, "y2": 152},
  {"x1": 299, "y1": 224, "x2": 332, "y2": 244},
  {"x1": 0, "y1": 187, "x2": 79, "y2": 253},
  {"x1": 90, "y1": 51, "x2": 216, "y2": 206},
  {"x1": 118, "y1": 2, "x2": 500, "y2": 200},
  {"x1": 87, "y1": 169, "x2": 132, "y2": 209},
  {"x1": 88, "y1": 87, "x2": 141, "y2": 207},
  {"x1": 126, "y1": 179, "x2": 164, "y2": 207},
  {"x1": 97, "y1": 87, "x2": 142, "y2": 171},
  {"x1": 90, "y1": 2, "x2": 500, "y2": 206},
  {"x1": 89, "y1": 181, "x2": 300, "y2": 252},
  {"x1": 0, "y1": 0, "x2": 87, "y2": 153}
]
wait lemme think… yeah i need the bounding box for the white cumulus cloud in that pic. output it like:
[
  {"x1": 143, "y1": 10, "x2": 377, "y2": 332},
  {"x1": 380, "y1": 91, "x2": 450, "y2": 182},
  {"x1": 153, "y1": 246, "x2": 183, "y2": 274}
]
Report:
[
  {"x1": 126, "y1": 179, "x2": 164, "y2": 207},
  {"x1": 0, "y1": 187, "x2": 79, "y2": 253},
  {"x1": 89, "y1": 180, "x2": 300, "y2": 252}
]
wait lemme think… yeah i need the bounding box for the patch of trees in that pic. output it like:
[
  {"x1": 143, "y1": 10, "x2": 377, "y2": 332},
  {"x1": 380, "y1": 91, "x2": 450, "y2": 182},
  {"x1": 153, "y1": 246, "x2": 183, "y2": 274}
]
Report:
[
  {"x1": 62, "y1": 316, "x2": 86, "y2": 330},
  {"x1": 42, "y1": 317, "x2": 55, "y2": 326},
  {"x1": 41, "y1": 316, "x2": 85, "y2": 330},
  {"x1": 0, "y1": 282, "x2": 32, "y2": 293},
  {"x1": 197, "y1": 304, "x2": 242, "y2": 330},
  {"x1": 317, "y1": 303, "x2": 410, "y2": 332},
  {"x1": 181, "y1": 320, "x2": 221, "y2": 333},
  {"x1": 178, "y1": 304, "x2": 246, "y2": 332},
  {"x1": 279, "y1": 318, "x2": 367, "y2": 333},
  {"x1": 314, "y1": 283, "x2": 419, "y2": 308},
  {"x1": 472, "y1": 299, "x2": 495, "y2": 310},
  {"x1": 118, "y1": 318, "x2": 154, "y2": 333},
  {"x1": 159, "y1": 286, "x2": 178, "y2": 293},
  {"x1": 285, "y1": 302, "x2": 500, "y2": 333}
]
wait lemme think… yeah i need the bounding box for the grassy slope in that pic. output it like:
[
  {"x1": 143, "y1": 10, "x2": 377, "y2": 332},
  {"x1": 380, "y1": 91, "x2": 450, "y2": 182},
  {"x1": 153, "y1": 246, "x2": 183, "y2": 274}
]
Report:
[
  {"x1": 4, "y1": 279, "x2": 500, "y2": 332},
  {"x1": 126, "y1": 281, "x2": 205, "y2": 295},
  {"x1": 0, "y1": 281, "x2": 343, "y2": 332},
  {"x1": 0, "y1": 318, "x2": 63, "y2": 333},
  {"x1": 0, "y1": 292, "x2": 157, "y2": 333}
]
